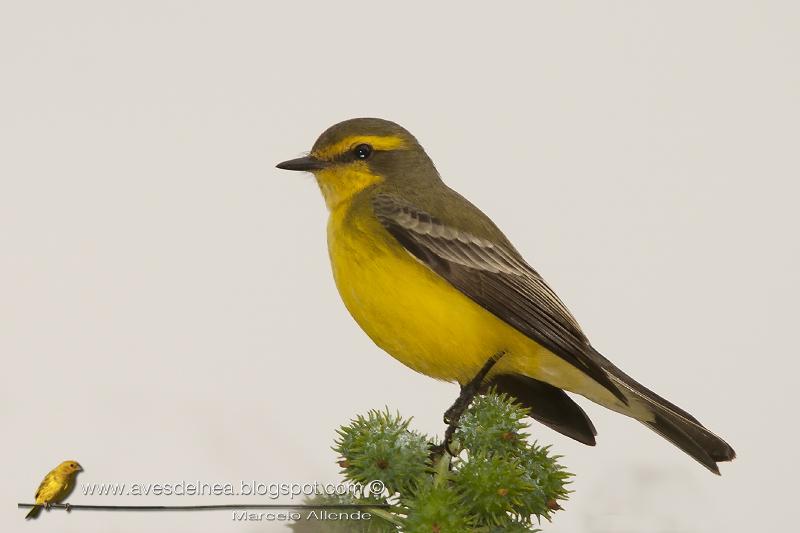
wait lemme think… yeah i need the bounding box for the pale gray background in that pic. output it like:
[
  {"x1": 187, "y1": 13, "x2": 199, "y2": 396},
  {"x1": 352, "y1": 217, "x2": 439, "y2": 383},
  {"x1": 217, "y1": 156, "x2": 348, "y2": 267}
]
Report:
[{"x1": 2, "y1": 1, "x2": 798, "y2": 532}]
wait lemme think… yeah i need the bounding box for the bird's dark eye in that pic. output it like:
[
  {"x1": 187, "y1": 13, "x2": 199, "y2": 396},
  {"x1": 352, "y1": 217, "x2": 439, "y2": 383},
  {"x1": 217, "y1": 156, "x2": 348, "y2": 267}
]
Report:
[{"x1": 353, "y1": 143, "x2": 373, "y2": 160}]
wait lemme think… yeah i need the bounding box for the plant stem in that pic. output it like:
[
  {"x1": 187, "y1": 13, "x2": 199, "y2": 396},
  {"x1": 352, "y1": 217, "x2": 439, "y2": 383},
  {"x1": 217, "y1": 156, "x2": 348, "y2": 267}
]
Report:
[
  {"x1": 365, "y1": 506, "x2": 403, "y2": 527},
  {"x1": 432, "y1": 449, "x2": 451, "y2": 488}
]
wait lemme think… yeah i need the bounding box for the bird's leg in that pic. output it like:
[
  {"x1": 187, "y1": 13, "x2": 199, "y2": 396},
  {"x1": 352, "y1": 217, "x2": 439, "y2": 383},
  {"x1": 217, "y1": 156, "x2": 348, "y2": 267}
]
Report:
[
  {"x1": 44, "y1": 502, "x2": 52, "y2": 511},
  {"x1": 432, "y1": 351, "x2": 505, "y2": 457},
  {"x1": 444, "y1": 351, "x2": 506, "y2": 426}
]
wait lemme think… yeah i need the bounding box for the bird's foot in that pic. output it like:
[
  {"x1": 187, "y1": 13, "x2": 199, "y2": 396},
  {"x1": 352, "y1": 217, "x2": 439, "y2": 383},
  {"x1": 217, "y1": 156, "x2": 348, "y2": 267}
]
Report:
[
  {"x1": 65, "y1": 503, "x2": 72, "y2": 513},
  {"x1": 44, "y1": 502, "x2": 52, "y2": 511},
  {"x1": 428, "y1": 435, "x2": 459, "y2": 462},
  {"x1": 439, "y1": 351, "x2": 505, "y2": 453},
  {"x1": 428, "y1": 441, "x2": 446, "y2": 462}
]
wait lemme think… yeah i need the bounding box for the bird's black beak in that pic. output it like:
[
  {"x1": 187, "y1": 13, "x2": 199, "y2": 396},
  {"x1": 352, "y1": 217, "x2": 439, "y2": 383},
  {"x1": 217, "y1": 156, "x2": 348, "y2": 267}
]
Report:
[{"x1": 276, "y1": 155, "x2": 329, "y2": 172}]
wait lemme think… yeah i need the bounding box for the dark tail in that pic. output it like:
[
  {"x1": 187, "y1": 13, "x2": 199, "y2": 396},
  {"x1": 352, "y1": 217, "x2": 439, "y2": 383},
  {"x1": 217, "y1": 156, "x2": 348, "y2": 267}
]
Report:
[
  {"x1": 25, "y1": 505, "x2": 42, "y2": 520},
  {"x1": 490, "y1": 362, "x2": 735, "y2": 474},
  {"x1": 596, "y1": 351, "x2": 736, "y2": 474},
  {"x1": 641, "y1": 406, "x2": 735, "y2": 474}
]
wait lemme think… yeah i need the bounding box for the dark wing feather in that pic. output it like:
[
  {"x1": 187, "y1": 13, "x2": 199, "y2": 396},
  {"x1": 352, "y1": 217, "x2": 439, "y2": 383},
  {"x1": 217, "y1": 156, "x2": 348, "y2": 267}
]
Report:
[{"x1": 372, "y1": 193, "x2": 626, "y2": 404}]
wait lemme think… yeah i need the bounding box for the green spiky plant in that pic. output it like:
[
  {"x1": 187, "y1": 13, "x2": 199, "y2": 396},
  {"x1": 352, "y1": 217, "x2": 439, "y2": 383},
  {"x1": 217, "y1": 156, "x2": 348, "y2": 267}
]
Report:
[{"x1": 290, "y1": 391, "x2": 572, "y2": 533}]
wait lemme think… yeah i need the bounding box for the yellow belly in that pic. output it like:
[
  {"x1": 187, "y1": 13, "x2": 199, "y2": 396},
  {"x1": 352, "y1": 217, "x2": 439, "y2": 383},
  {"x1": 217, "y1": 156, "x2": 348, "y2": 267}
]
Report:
[{"x1": 326, "y1": 199, "x2": 617, "y2": 408}]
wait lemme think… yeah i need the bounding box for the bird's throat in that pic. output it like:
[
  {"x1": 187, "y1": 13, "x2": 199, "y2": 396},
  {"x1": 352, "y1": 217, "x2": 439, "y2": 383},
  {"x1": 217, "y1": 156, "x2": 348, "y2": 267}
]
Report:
[{"x1": 314, "y1": 167, "x2": 383, "y2": 211}]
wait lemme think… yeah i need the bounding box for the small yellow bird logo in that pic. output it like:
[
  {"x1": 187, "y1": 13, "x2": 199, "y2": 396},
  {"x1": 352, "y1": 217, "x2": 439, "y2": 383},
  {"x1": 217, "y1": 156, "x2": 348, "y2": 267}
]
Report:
[{"x1": 25, "y1": 460, "x2": 83, "y2": 519}]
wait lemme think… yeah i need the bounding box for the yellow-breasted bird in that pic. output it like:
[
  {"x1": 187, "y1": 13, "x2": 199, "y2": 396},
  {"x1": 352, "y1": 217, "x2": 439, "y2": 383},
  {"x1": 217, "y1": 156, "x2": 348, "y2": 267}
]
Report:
[
  {"x1": 277, "y1": 118, "x2": 735, "y2": 474},
  {"x1": 25, "y1": 460, "x2": 82, "y2": 519}
]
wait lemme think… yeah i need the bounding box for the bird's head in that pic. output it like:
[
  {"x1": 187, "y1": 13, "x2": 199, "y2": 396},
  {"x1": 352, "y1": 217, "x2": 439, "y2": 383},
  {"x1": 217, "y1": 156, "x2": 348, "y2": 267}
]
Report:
[
  {"x1": 277, "y1": 118, "x2": 439, "y2": 210},
  {"x1": 56, "y1": 461, "x2": 83, "y2": 475}
]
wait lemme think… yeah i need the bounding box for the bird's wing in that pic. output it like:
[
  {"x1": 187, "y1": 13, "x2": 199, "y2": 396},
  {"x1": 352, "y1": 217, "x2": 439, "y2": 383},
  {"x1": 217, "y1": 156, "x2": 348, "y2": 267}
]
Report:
[
  {"x1": 35, "y1": 471, "x2": 56, "y2": 501},
  {"x1": 372, "y1": 193, "x2": 626, "y2": 404}
]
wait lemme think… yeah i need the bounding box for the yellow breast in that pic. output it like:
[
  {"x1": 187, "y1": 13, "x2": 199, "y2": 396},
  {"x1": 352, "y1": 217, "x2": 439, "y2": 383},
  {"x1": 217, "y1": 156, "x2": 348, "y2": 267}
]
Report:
[{"x1": 326, "y1": 196, "x2": 554, "y2": 385}]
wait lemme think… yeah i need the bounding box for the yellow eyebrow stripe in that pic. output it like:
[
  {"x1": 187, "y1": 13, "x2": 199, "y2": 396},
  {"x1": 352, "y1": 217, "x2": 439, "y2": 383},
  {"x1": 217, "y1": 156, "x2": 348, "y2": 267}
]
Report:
[{"x1": 313, "y1": 135, "x2": 407, "y2": 160}]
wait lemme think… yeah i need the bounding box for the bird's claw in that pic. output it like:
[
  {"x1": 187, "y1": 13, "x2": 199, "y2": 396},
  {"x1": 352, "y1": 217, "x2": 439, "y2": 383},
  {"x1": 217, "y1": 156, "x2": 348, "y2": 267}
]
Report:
[
  {"x1": 443, "y1": 438, "x2": 457, "y2": 456},
  {"x1": 428, "y1": 439, "x2": 457, "y2": 462},
  {"x1": 65, "y1": 503, "x2": 72, "y2": 513}
]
